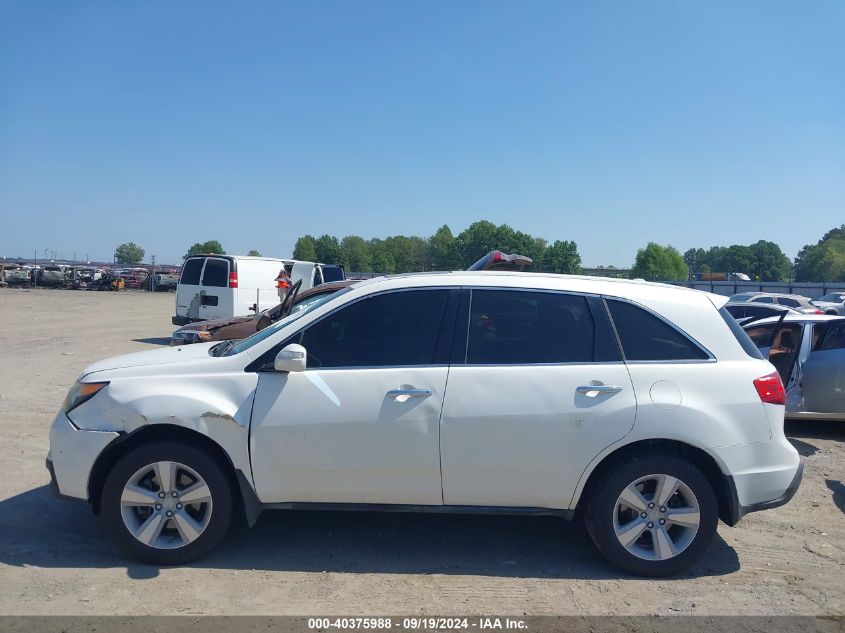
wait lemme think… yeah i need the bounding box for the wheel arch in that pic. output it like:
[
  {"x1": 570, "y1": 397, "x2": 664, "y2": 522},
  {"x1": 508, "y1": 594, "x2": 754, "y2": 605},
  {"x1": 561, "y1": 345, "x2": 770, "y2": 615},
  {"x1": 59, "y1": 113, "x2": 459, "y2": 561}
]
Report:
[
  {"x1": 572, "y1": 438, "x2": 740, "y2": 526},
  {"x1": 87, "y1": 424, "x2": 247, "y2": 517}
]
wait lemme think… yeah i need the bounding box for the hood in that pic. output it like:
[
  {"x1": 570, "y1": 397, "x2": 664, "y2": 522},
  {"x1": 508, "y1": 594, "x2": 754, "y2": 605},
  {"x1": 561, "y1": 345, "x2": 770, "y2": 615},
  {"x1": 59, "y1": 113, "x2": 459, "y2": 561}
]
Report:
[
  {"x1": 177, "y1": 315, "x2": 257, "y2": 333},
  {"x1": 81, "y1": 342, "x2": 217, "y2": 377}
]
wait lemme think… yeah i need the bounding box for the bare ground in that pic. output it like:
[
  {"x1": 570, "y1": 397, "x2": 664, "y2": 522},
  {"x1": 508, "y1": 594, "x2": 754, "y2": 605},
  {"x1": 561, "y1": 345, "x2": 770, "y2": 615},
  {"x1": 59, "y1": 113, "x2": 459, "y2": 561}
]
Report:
[{"x1": 0, "y1": 288, "x2": 842, "y2": 616}]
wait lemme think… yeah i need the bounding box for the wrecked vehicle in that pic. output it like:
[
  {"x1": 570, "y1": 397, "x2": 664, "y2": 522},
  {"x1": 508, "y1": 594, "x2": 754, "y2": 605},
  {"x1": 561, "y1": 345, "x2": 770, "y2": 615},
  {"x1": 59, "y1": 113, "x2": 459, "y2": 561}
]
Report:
[
  {"x1": 1, "y1": 265, "x2": 33, "y2": 287},
  {"x1": 49, "y1": 272, "x2": 800, "y2": 576},
  {"x1": 39, "y1": 265, "x2": 71, "y2": 287},
  {"x1": 171, "y1": 281, "x2": 353, "y2": 345},
  {"x1": 468, "y1": 251, "x2": 533, "y2": 271},
  {"x1": 744, "y1": 314, "x2": 845, "y2": 420},
  {"x1": 71, "y1": 268, "x2": 104, "y2": 290}
]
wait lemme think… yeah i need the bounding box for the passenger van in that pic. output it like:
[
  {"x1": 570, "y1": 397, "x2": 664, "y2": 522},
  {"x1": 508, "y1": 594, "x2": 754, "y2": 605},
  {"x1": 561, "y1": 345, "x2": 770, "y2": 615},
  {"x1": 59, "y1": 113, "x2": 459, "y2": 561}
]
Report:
[{"x1": 173, "y1": 255, "x2": 345, "y2": 325}]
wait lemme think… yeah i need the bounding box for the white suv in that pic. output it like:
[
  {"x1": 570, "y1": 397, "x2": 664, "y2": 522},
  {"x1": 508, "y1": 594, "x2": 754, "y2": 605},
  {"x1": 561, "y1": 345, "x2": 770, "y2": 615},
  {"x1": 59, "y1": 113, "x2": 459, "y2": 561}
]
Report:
[{"x1": 48, "y1": 272, "x2": 802, "y2": 576}]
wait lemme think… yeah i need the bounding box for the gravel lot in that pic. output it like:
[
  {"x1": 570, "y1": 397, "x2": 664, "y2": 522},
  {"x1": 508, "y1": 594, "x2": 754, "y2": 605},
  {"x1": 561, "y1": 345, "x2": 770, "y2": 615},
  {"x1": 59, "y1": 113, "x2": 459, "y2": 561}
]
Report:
[{"x1": 0, "y1": 288, "x2": 843, "y2": 616}]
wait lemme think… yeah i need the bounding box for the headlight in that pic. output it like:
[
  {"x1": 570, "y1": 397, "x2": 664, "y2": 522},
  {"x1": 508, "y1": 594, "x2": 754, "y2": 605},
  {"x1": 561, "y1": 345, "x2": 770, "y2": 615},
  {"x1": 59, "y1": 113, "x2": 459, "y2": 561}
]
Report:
[
  {"x1": 62, "y1": 381, "x2": 109, "y2": 413},
  {"x1": 172, "y1": 330, "x2": 212, "y2": 344}
]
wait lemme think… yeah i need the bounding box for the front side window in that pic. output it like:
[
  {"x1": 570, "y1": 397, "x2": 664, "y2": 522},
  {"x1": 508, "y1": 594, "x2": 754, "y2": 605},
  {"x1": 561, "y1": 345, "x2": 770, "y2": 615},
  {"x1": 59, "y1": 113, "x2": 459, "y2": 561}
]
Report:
[
  {"x1": 301, "y1": 290, "x2": 450, "y2": 368},
  {"x1": 466, "y1": 290, "x2": 596, "y2": 364},
  {"x1": 606, "y1": 299, "x2": 710, "y2": 361},
  {"x1": 201, "y1": 258, "x2": 229, "y2": 287},
  {"x1": 180, "y1": 258, "x2": 204, "y2": 285}
]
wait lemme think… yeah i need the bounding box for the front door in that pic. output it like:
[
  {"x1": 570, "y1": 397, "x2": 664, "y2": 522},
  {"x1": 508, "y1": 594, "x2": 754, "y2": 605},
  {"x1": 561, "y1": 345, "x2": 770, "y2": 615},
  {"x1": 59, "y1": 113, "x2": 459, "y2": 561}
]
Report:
[
  {"x1": 802, "y1": 319, "x2": 845, "y2": 414},
  {"x1": 440, "y1": 289, "x2": 637, "y2": 509},
  {"x1": 250, "y1": 288, "x2": 456, "y2": 505}
]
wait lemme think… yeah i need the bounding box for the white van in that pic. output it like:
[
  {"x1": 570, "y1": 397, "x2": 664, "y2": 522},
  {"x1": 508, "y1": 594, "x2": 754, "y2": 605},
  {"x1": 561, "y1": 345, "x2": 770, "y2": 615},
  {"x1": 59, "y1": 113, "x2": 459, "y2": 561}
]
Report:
[{"x1": 172, "y1": 255, "x2": 344, "y2": 325}]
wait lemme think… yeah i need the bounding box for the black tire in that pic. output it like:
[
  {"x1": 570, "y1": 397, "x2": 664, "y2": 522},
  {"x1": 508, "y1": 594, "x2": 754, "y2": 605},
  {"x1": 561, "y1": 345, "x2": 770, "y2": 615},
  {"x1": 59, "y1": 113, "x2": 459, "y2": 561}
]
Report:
[
  {"x1": 584, "y1": 453, "x2": 718, "y2": 577},
  {"x1": 100, "y1": 441, "x2": 233, "y2": 565}
]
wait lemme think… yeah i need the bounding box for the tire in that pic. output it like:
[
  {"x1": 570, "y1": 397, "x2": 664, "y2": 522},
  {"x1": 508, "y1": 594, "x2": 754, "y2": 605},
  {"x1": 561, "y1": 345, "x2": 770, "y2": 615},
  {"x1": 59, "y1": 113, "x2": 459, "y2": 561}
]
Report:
[
  {"x1": 584, "y1": 453, "x2": 718, "y2": 577},
  {"x1": 100, "y1": 441, "x2": 234, "y2": 565}
]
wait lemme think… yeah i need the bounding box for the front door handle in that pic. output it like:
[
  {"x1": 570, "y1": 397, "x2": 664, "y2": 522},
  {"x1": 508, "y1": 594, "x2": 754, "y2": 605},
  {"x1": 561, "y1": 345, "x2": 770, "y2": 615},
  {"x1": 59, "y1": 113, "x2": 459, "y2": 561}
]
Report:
[
  {"x1": 576, "y1": 384, "x2": 623, "y2": 396},
  {"x1": 386, "y1": 388, "x2": 433, "y2": 401}
]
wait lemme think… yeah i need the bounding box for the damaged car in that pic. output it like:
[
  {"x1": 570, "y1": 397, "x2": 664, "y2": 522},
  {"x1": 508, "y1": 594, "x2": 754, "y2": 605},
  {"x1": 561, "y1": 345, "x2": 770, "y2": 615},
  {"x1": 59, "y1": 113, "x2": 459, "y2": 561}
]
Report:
[
  {"x1": 171, "y1": 281, "x2": 354, "y2": 345},
  {"x1": 744, "y1": 314, "x2": 845, "y2": 420}
]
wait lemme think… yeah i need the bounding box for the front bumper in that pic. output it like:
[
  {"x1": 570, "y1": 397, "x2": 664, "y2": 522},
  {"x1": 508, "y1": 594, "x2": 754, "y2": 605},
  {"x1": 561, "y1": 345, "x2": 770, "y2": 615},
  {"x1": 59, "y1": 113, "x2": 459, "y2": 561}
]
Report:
[{"x1": 48, "y1": 412, "x2": 119, "y2": 501}]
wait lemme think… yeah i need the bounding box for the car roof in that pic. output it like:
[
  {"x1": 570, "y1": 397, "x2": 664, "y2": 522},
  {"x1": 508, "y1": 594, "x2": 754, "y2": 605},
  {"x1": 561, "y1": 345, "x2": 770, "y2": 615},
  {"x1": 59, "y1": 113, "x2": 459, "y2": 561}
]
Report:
[
  {"x1": 744, "y1": 314, "x2": 845, "y2": 326},
  {"x1": 350, "y1": 270, "x2": 725, "y2": 305}
]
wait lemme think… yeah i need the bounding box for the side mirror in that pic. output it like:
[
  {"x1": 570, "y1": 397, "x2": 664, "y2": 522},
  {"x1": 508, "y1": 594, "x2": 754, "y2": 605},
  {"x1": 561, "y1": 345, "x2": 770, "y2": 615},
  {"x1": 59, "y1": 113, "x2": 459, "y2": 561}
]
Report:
[{"x1": 273, "y1": 343, "x2": 307, "y2": 372}]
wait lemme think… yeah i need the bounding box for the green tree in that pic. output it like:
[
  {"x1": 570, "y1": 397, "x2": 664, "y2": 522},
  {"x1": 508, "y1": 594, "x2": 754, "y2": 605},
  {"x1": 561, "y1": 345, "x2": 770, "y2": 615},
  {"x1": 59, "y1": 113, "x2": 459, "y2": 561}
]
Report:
[
  {"x1": 683, "y1": 248, "x2": 707, "y2": 273},
  {"x1": 114, "y1": 242, "x2": 145, "y2": 265},
  {"x1": 538, "y1": 240, "x2": 581, "y2": 274},
  {"x1": 247, "y1": 249, "x2": 261, "y2": 257},
  {"x1": 795, "y1": 225, "x2": 845, "y2": 281},
  {"x1": 293, "y1": 235, "x2": 318, "y2": 261},
  {"x1": 456, "y1": 220, "x2": 498, "y2": 265},
  {"x1": 368, "y1": 239, "x2": 396, "y2": 273},
  {"x1": 429, "y1": 224, "x2": 464, "y2": 270},
  {"x1": 630, "y1": 243, "x2": 687, "y2": 281},
  {"x1": 340, "y1": 235, "x2": 371, "y2": 272},
  {"x1": 314, "y1": 234, "x2": 343, "y2": 265},
  {"x1": 747, "y1": 240, "x2": 791, "y2": 281},
  {"x1": 185, "y1": 240, "x2": 225, "y2": 258}
]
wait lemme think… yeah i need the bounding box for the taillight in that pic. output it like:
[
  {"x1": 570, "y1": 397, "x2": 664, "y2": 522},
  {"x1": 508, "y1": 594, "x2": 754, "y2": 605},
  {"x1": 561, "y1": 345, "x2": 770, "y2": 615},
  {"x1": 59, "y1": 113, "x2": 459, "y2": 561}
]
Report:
[
  {"x1": 814, "y1": 309, "x2": 823, "y2": 314},
  {"x1": 754, "y1": 372, "x2": 786, "y2": 405},
  {"x1": 228, "y1": 271, "x2": 238, "y2": 288}
]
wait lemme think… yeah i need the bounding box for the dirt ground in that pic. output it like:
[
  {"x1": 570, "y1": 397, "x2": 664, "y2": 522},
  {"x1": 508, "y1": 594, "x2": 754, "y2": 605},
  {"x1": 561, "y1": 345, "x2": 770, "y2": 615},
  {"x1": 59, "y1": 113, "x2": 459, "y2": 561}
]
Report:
[{"x1": 0, "y1": 288, "x2": 842, "y2": 616}]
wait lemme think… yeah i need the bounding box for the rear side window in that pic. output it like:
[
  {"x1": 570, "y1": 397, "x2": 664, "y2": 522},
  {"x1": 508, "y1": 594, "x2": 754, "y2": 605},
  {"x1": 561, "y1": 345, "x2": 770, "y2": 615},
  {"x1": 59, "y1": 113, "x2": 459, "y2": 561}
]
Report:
[
  {"x1": 607, "y1": 299, "x2": 709, "y2": 361},
  {"x1": 755, "y1": 296, "x2": 774, "y2": 304},
  {"x1": 180, "y1": 258, "x2": 203, "y2": 285},
  {"x1": 201, "y1": 258, "x2": 229, "y2": 287},
  {"x1": 466, "y1": 290, "x2": 597, "y2": 364},
  {"x1": 778, "y1": 297, "x2": 799, "y2": 307},
  {"x1": 720, "y1": 307, "x2": 765, "y2": 359}
]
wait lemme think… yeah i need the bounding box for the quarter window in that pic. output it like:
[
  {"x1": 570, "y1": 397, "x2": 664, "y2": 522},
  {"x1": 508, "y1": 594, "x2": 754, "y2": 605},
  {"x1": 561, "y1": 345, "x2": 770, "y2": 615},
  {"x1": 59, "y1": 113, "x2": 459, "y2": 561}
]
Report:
[
  {"x1": 606, "y1": 299, "x2": 709, "y2": 361},
  {"x1": 201, "y1": 258, "x2": 229, "y2": 287},
  {"x1": 179, "y1": 258, "x2": 203, "y2": 285},
  {"x1": 466, "y1": 290, "x2": 597, "y2": 364},
  {"x1": 300, "y1": 290, "x2": 450, "y2": 368}
]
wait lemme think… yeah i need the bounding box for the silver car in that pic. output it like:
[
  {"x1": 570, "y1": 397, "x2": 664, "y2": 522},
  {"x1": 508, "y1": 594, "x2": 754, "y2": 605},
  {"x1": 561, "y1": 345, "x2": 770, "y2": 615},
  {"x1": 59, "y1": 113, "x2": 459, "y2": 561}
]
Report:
[
  {"x1": 728, "y1": 292, "x2": 821, "y2": 314},
  {"x1": 744, "y1": 314, "x2": 845, "y2": 420},
  {"x1": 811, "y1": 292, "x2": 845, "y2": 316}
]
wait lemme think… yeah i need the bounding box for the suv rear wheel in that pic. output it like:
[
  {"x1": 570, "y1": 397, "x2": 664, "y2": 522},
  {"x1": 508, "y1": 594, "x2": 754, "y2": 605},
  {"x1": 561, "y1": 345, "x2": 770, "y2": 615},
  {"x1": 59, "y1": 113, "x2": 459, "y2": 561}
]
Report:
[
  {"x1": 585, "y1": 454, "x2": 718, "y2": 577},
  {"x1": 100, "y1": 441, "x2": 233, "y2": 564}
]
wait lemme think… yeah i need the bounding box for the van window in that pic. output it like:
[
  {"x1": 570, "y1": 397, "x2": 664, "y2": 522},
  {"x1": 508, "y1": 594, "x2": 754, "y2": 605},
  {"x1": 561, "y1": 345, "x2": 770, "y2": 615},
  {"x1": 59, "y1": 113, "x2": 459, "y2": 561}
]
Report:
[
  {"x1": 201, "y1": 258, "x2": 228, "y2": 287},
  {"x1": 180, "y1": 258, "x2": 203, "y2": 285},
  {"x1": 606, "y1": 299, "x2": 710, "y2": 361},
  {"x1": 816, "y1": 320, "x2": 845, "y2": 351},
  {"x1": 466, "y1": 290, "x2": 596, "y2": 364}
]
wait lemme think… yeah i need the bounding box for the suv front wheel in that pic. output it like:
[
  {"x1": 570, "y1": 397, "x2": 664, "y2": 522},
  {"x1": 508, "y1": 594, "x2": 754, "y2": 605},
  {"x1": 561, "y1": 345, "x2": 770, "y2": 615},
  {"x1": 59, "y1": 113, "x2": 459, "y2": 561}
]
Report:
[
  {"x1": 100, "y1": 441, "x2": 233, "y2": 565},
  {"x1": 585, "y1": 454, "x2": 718, "y2": 577}
]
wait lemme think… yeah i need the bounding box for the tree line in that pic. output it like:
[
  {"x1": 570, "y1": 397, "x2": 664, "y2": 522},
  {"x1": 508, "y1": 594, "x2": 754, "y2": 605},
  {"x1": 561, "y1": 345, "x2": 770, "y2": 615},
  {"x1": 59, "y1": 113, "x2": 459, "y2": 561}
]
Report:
[
  {"x1": 111, "y1": 222, "x2": 845, "y2": 282},
  {"x1": 292, "y1": 221, "x2": 581, "y2": 274}
]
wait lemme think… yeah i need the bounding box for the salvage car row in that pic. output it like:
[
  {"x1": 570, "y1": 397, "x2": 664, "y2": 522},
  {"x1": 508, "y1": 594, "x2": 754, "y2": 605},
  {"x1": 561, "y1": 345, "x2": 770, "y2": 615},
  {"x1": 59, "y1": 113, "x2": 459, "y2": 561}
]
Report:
[{"x1": 0, "y1": 263, "x2": 180, "y2": 291}]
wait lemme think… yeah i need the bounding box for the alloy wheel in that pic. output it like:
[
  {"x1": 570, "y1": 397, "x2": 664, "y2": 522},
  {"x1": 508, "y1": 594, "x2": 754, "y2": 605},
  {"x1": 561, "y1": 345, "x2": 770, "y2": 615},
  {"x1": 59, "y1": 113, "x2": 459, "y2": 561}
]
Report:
[{"x1": 120, "y1": 460, "x2": 213, "y2": 550}]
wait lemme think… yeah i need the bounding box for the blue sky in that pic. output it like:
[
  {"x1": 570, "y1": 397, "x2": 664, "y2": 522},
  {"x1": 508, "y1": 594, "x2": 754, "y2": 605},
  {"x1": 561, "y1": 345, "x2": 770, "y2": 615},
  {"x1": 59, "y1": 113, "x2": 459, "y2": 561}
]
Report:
[{"x1": 1, "y1": 1, "x2": 843, "y2": 266}]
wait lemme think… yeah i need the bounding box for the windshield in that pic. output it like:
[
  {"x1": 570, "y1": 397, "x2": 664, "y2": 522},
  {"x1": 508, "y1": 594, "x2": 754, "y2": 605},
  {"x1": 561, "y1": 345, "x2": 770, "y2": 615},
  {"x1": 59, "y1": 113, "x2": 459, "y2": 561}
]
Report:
[
  {"x1": 818, "y1": 293, "x2": 845, "y2": 303},
  {"x1": 224, "y1": 287, "x2": 353, "y2": 356}
]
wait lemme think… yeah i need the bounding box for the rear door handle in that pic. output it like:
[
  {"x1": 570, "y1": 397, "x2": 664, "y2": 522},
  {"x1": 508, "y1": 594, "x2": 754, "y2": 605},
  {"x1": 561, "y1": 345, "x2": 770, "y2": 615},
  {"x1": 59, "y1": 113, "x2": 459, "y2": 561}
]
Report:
[
  {"x1": 386, "y1": 388, "x2": 433, "y2": 400},
  {"x1": 576, "y1": 384, "x2": 623, "y2": 395}
]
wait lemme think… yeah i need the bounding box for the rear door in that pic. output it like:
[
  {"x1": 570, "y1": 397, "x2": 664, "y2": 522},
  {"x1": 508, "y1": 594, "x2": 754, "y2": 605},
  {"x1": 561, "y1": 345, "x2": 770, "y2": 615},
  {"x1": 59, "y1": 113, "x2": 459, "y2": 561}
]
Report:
[
  {"x1": 440, "y1": 289, "x2": 636, "y2": 509},
  {"x1": 198, "y1": 257, "x2": 234, "y2": 320},
  {"x1": 175, "y1": 257, "x2": 205, "y2": 320},
  {"x1": 801, "y1": 319, "x2": 845, "y2": 414}
]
